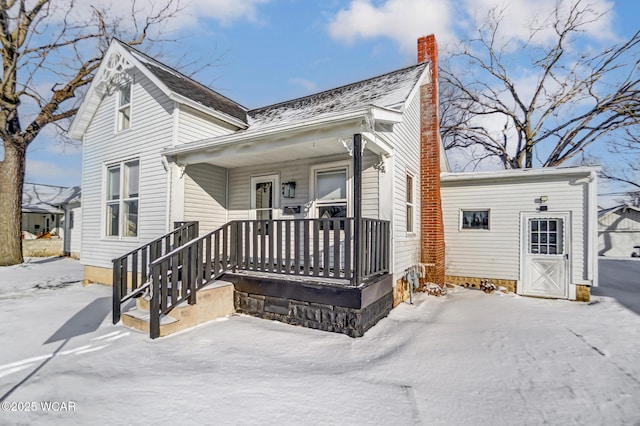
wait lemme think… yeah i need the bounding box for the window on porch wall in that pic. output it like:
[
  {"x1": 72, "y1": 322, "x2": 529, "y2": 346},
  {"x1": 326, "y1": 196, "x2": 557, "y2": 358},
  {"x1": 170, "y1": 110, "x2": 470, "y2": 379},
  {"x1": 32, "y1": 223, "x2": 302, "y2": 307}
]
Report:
[{"x1": 316, "y1": 169, "x2": 347, "y2": 228}]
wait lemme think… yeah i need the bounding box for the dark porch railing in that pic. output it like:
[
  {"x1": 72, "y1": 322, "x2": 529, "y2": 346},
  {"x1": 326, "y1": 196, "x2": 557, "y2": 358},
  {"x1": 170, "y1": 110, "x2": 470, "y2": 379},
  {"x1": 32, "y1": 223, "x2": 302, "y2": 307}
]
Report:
[
  {"x1": 145, "y1": 217, "x2": 389, "y2": 338},
  {"x1": 111, "y1": 221, "x2": 199, "y2": 325}
]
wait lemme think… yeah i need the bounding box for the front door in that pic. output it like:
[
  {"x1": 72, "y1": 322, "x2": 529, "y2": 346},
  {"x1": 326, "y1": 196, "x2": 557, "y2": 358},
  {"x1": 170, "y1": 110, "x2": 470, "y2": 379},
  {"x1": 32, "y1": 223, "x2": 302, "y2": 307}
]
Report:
[
  {"x1": 521, "y1": 213, "x2": 569, "y2": 299},
  {"x1": 250, "y1": 175, "x2": 279, "y2": 226}
]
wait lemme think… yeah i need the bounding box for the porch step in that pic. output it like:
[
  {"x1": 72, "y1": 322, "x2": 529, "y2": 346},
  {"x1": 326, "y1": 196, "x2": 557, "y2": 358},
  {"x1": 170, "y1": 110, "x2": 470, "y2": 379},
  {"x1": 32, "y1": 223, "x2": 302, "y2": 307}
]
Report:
[{"x1": 121, "y1": 280, "x2": 235, "y2": 337}]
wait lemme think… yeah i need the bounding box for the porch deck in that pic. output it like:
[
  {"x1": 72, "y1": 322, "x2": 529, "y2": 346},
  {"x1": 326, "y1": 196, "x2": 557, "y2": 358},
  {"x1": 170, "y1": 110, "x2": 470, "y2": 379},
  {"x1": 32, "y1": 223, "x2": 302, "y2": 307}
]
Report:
[{"x1": 113, "y1": 217, "x2": 391, "y2": 338}]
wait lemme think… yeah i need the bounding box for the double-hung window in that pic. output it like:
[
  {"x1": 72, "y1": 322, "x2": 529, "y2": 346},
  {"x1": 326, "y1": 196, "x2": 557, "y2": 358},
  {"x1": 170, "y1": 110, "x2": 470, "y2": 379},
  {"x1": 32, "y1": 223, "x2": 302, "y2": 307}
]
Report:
[
  {"x1": 106, "y1": 159, "x2": 139, "y2": 238},
  {"x1": 117, "y1": 82, "x2": 131, "y2": 131},
  {"x1": 316, "y1": 168, "x2": 348, "y2": 220},
  {"x1": 406, "y1": 174, "x2": 414, "y2": 233}
]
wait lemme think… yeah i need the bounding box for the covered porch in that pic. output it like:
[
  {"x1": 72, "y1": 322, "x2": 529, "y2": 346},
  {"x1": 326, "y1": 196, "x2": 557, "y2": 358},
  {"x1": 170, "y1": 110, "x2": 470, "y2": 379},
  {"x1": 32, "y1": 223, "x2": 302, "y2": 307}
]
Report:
[{"x1": 115, "y1": 126, "x2": 397, "y2": 338}]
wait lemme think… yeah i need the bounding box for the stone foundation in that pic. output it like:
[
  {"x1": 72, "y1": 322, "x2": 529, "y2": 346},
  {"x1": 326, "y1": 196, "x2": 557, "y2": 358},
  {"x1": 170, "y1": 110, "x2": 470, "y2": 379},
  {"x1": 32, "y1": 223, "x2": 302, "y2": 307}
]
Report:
[
  {"x1": 235, "y1": 290, "x2": 393, "y2": 338},
  {"x1": 446, "y1": 275, "x2": 517, "y2": 293},
  {"x1": 576, "y1": 285, "x2": 590, "y2": 302}
]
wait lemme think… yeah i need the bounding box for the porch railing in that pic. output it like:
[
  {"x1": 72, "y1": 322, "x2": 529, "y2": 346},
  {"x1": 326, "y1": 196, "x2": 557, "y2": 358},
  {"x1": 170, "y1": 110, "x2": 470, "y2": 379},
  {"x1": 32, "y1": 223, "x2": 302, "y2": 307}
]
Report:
[
  {"x1": 145, "y1": 217, "x2": 389, "y2": 338},
  {"x1": 111, "y1": 221, "x2": 199, "y2": 324}
]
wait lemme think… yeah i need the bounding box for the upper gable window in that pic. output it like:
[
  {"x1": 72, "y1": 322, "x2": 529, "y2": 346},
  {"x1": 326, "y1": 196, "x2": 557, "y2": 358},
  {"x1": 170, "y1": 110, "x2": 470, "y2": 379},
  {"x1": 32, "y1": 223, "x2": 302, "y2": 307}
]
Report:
[{"x1": 117, "y1": 82, "x2": 131, "y2": 131}]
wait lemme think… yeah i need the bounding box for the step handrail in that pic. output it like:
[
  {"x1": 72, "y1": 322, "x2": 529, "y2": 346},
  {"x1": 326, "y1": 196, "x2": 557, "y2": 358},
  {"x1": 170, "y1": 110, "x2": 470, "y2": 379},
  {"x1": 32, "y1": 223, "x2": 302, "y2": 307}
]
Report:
[{"x1": 112, "y1": 221, "x2": 199, "y2": 325}]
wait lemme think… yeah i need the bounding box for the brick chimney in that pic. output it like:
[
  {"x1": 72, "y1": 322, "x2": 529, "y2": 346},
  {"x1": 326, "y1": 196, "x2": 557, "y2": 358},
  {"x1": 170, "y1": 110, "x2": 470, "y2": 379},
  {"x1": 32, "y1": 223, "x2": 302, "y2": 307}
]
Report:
[{"x1": 418, "y1": 34, "x2": 445, "y2": 286}]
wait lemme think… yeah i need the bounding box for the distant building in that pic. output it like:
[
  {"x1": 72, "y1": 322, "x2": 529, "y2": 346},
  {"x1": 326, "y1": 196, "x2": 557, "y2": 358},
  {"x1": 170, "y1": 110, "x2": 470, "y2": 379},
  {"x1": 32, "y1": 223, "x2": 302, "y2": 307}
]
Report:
[
  {"x1": 22, "y1": 183, "x2": 81, "y2": 257},
  {"x1": 598, "y1": 204, "x2": 640, "y2": 257}
]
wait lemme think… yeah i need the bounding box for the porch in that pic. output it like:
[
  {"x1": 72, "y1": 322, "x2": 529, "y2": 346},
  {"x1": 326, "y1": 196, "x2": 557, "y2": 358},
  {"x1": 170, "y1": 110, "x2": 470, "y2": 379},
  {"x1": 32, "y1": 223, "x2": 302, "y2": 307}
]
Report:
[{"x1": 113, "y1": 216, "x2": 391, "y2": 338}]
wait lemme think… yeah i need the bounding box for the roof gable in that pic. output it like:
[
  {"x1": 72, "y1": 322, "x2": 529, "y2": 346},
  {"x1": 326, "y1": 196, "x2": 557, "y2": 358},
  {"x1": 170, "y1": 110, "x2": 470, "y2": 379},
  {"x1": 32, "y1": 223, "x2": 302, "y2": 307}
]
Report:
[{"x1": 68, "y1": 40, "x2": 247, "y2": 139}]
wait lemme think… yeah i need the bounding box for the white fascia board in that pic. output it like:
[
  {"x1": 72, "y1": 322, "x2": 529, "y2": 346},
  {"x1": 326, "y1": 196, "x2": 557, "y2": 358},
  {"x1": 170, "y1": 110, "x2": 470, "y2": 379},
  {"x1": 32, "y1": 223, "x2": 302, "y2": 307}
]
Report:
[
  {"x1": 360, "y1": 131, "x2": 394, "y2": 157},
  {"x1": 404, "y1": 64, "x2": 431, "y2": 112},
  {"x1": 441, "y1": 166, "x2": 602, "y2": 183},
  {"x1": 169, "y1": 93, "x2": 248, "y2": 130},
  {"x1": 163, "y1": 107, "x2": 373, "y2": 157},
  {"x1": 370, "y1": 107, "x2": 403, "y2": 124}
]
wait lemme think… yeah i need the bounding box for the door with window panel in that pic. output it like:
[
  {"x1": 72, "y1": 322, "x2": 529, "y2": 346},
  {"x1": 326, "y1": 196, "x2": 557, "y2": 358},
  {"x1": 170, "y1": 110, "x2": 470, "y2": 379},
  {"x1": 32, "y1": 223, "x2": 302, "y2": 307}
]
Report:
[
  {"x1": 250, "y1": 175, "x2": 278, "y2": 235},
  {"x1": 521, "y1": 214, "x2": 569, "y2": 298}
]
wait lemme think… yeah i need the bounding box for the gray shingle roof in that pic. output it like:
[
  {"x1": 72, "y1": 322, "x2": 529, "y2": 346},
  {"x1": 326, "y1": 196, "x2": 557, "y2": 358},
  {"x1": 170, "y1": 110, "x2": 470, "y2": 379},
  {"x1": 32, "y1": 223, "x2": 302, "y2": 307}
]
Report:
[
  {"x1": 247, "y1": 63, "x2": 428, "y2": 129},
  {"x1": 118, "y1": 40, "x2": 427, "y2": 134},
  {"x1": 119, "y1": 42, "x2": 248, "y2": 124}
]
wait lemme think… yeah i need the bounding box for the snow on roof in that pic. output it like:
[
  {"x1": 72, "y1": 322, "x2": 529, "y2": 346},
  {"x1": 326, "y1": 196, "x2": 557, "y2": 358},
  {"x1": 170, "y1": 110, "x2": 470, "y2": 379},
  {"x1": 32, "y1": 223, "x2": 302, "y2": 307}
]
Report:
[
  {"x1": 247, "y1": 63, "x2": 428, "y2": 130},
  {"x1": 118, "y1": 42, "x2": 248, "y2": 124},
  {"x1": 22, "y1": 183, "x2": 80, "y2": 214}
]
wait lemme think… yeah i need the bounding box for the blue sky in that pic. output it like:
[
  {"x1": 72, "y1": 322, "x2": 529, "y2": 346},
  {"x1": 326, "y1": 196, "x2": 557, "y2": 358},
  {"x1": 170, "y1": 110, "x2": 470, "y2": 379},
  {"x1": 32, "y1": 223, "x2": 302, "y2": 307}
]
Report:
[{"x1": 23, "y1": 0, "x2": 639, "y2": 204}]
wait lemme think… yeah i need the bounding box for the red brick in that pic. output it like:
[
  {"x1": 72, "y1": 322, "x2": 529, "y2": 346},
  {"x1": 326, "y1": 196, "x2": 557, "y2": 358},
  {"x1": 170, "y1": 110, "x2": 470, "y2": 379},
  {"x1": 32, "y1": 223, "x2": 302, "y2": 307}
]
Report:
[{"x1": 418, "y1": 34, "x2": 445, "y2": 286}]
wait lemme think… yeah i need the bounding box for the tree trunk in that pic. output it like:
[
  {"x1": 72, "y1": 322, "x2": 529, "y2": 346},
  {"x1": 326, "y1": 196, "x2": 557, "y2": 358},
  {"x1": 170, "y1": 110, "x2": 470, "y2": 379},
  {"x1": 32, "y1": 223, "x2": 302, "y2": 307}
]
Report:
[{"x1": 0, "y1": 141, "x2": 26, "y2": 266}]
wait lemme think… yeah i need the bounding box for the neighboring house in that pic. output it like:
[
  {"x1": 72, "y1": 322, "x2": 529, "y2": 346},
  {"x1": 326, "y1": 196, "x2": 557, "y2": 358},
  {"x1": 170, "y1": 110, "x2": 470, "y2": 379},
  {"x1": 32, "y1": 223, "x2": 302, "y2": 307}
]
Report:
[
  {"x1": 441, "y1": 168, "x2": 598, "y2": 302},
  {"x1": 598, "y1": 204, "x2": 640, "y2": 257},
  {"x1": 21, "y1": 183, "x2": 81, "y2": 258},
  {"x1": 68, "y1": 35, "x2": 597, "y2": 339}
]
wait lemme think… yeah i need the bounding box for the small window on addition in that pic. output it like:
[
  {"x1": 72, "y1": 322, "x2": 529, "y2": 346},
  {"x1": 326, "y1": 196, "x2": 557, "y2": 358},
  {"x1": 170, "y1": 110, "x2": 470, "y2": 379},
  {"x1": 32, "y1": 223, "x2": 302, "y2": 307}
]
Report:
[{"x1": 461, "y1": 209, "x2": 490, "y2": 230}]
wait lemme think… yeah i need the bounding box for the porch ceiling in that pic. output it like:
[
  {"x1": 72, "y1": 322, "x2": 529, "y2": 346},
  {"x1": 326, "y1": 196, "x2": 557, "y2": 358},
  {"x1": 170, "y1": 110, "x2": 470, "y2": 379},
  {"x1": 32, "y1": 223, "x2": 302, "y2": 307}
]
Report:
[{"x1": 170, "y1": 120, "x2": 394, "y2": 169}]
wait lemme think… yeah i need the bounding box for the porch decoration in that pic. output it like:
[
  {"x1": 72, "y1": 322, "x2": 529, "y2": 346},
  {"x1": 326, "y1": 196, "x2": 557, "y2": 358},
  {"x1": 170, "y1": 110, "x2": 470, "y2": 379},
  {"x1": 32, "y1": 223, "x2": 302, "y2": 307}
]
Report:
[{"x1": 282, "y1": 181, "x2": 296, "y2": 198}]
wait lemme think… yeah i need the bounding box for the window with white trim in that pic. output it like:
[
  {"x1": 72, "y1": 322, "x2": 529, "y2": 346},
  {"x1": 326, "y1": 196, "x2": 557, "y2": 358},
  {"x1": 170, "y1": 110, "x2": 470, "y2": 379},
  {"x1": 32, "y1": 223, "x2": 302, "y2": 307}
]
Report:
[
  {"x1": 315, "y1": 168, "x2": 348, "y2": 221},
  {"x1": 461, "y1": 209, "x2": 490, "y2": 230},
  {"x1": 106, "y1": 159, "x2": 139, "y2": 237},
  {"x1": 117, "y1": 82, "x2": 131, "y2": 131},
  {"x1": 406, "y1": 174, "x2": 414, "y2": 233}
]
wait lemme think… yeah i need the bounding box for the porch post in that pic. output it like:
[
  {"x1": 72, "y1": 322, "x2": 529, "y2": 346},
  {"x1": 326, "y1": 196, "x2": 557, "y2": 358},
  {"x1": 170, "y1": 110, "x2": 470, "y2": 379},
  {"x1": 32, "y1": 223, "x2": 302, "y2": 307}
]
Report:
[{"x1": 353, "y1": 133, "x2": 362, "y2": 286}]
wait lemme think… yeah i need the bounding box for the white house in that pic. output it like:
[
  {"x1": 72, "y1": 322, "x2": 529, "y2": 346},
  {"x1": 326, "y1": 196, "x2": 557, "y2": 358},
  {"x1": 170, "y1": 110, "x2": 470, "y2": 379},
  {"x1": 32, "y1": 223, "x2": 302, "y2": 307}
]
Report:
[
  {"x1": 68, "y1": 35, "x2": 597, "y2": 338},
  {"x1": 598, "y1": 204, "x2": 640, "y2": 257},
  {"x1": 441, "y1": 168, "x2": 599, "y2": 302},
  {"x1": 21, "y1": 183, "x2": 81, "y2": 258}
]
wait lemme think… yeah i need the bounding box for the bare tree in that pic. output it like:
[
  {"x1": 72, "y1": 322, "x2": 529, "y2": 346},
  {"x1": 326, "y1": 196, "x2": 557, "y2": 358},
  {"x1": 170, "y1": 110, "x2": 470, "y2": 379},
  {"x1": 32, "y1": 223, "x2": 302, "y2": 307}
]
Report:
[
  {"x1": 0, "y1": 0, "x2": 182, "y2": 266},
  {"x1": 440, "y1": 0, "x2": 640, "y2": 170}
]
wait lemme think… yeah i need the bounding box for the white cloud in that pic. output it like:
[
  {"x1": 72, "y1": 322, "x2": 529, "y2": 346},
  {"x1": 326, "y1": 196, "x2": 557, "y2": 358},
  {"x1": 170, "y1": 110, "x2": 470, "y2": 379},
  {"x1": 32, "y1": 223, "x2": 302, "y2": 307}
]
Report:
[
  {"x1": 461, "y1": 0, "x2": 616, "y2": 48},
  {"x1": 289, "y1": 78, "x2": 319, "y2": 93},
  {"x1": 52, "y1": 0, "x2": 270, "y2": 34},
  {"x1": 327, "y1": 0, "x2": 616, "y2": 55},
  {"x1": 327, "y1": 0, "x2": 455, "y2": 54},
  {"x1": 25, "y1": 159, "x2": 80, "y2": 181}
]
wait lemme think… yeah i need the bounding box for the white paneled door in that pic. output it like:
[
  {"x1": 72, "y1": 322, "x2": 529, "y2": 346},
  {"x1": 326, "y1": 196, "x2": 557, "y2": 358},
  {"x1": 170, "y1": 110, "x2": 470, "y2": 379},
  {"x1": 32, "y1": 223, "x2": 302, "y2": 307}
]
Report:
[{"x1": 521, "y1": 213, "x2": 570, "y2": 299}]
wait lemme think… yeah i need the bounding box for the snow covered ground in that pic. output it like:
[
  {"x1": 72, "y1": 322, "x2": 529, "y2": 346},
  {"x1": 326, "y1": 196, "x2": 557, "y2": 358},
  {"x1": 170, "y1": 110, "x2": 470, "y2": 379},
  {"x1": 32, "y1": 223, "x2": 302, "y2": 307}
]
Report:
[{"x1": 0, "y1": 257, "x2": 638, "y2": 425}]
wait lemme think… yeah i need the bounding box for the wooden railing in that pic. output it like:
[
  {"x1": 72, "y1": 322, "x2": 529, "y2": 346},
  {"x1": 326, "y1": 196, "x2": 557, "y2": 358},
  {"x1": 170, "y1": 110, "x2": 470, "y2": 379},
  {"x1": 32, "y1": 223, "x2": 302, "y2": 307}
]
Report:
[
  {"x1": 139, "y1": 218, "x2": 388, "y2": 338},
  {"x1": 111, "y1": 221, "x2": 199, "y2": 325}
]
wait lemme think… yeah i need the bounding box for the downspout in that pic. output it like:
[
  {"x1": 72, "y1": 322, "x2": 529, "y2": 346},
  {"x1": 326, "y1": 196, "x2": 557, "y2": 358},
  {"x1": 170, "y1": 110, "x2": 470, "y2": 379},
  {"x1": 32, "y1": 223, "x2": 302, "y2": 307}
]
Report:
[
  {"x1": 588, "y1": 170, "x2": 598, "y2": 287},
  {"x1": 225, "y1": 168, "x2": 229, "y2": 223}
]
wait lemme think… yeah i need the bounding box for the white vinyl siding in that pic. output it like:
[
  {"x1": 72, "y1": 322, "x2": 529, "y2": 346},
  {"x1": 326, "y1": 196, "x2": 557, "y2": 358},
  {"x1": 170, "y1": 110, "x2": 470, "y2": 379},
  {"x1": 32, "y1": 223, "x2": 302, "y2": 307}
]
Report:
[
  {"x1": 183, "y1": 164, "x2": 228, "y2": 234},
  {"x1": 226, "y1": 153, "x2": 379, "y2": 222},
  {"x1": 385, "y1": 90, "x2": 422, "y2": 278},
  {"x1": 441, "y1": 174, "x2": 590, "y2": 284},
  {"x1": 176, "y1": 105, "x2": 238, "y2": 144},
  {"x1": 81, "y1": 69, "x2": 173, "y2": 269}
]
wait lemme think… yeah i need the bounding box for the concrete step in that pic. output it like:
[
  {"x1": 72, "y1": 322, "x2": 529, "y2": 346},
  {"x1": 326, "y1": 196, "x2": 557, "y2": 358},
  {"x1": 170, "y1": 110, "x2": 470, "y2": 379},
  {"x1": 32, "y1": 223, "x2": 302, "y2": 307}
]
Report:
[{"x1": 121, "y1": 280, "x2": 235, "y2": 337}]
